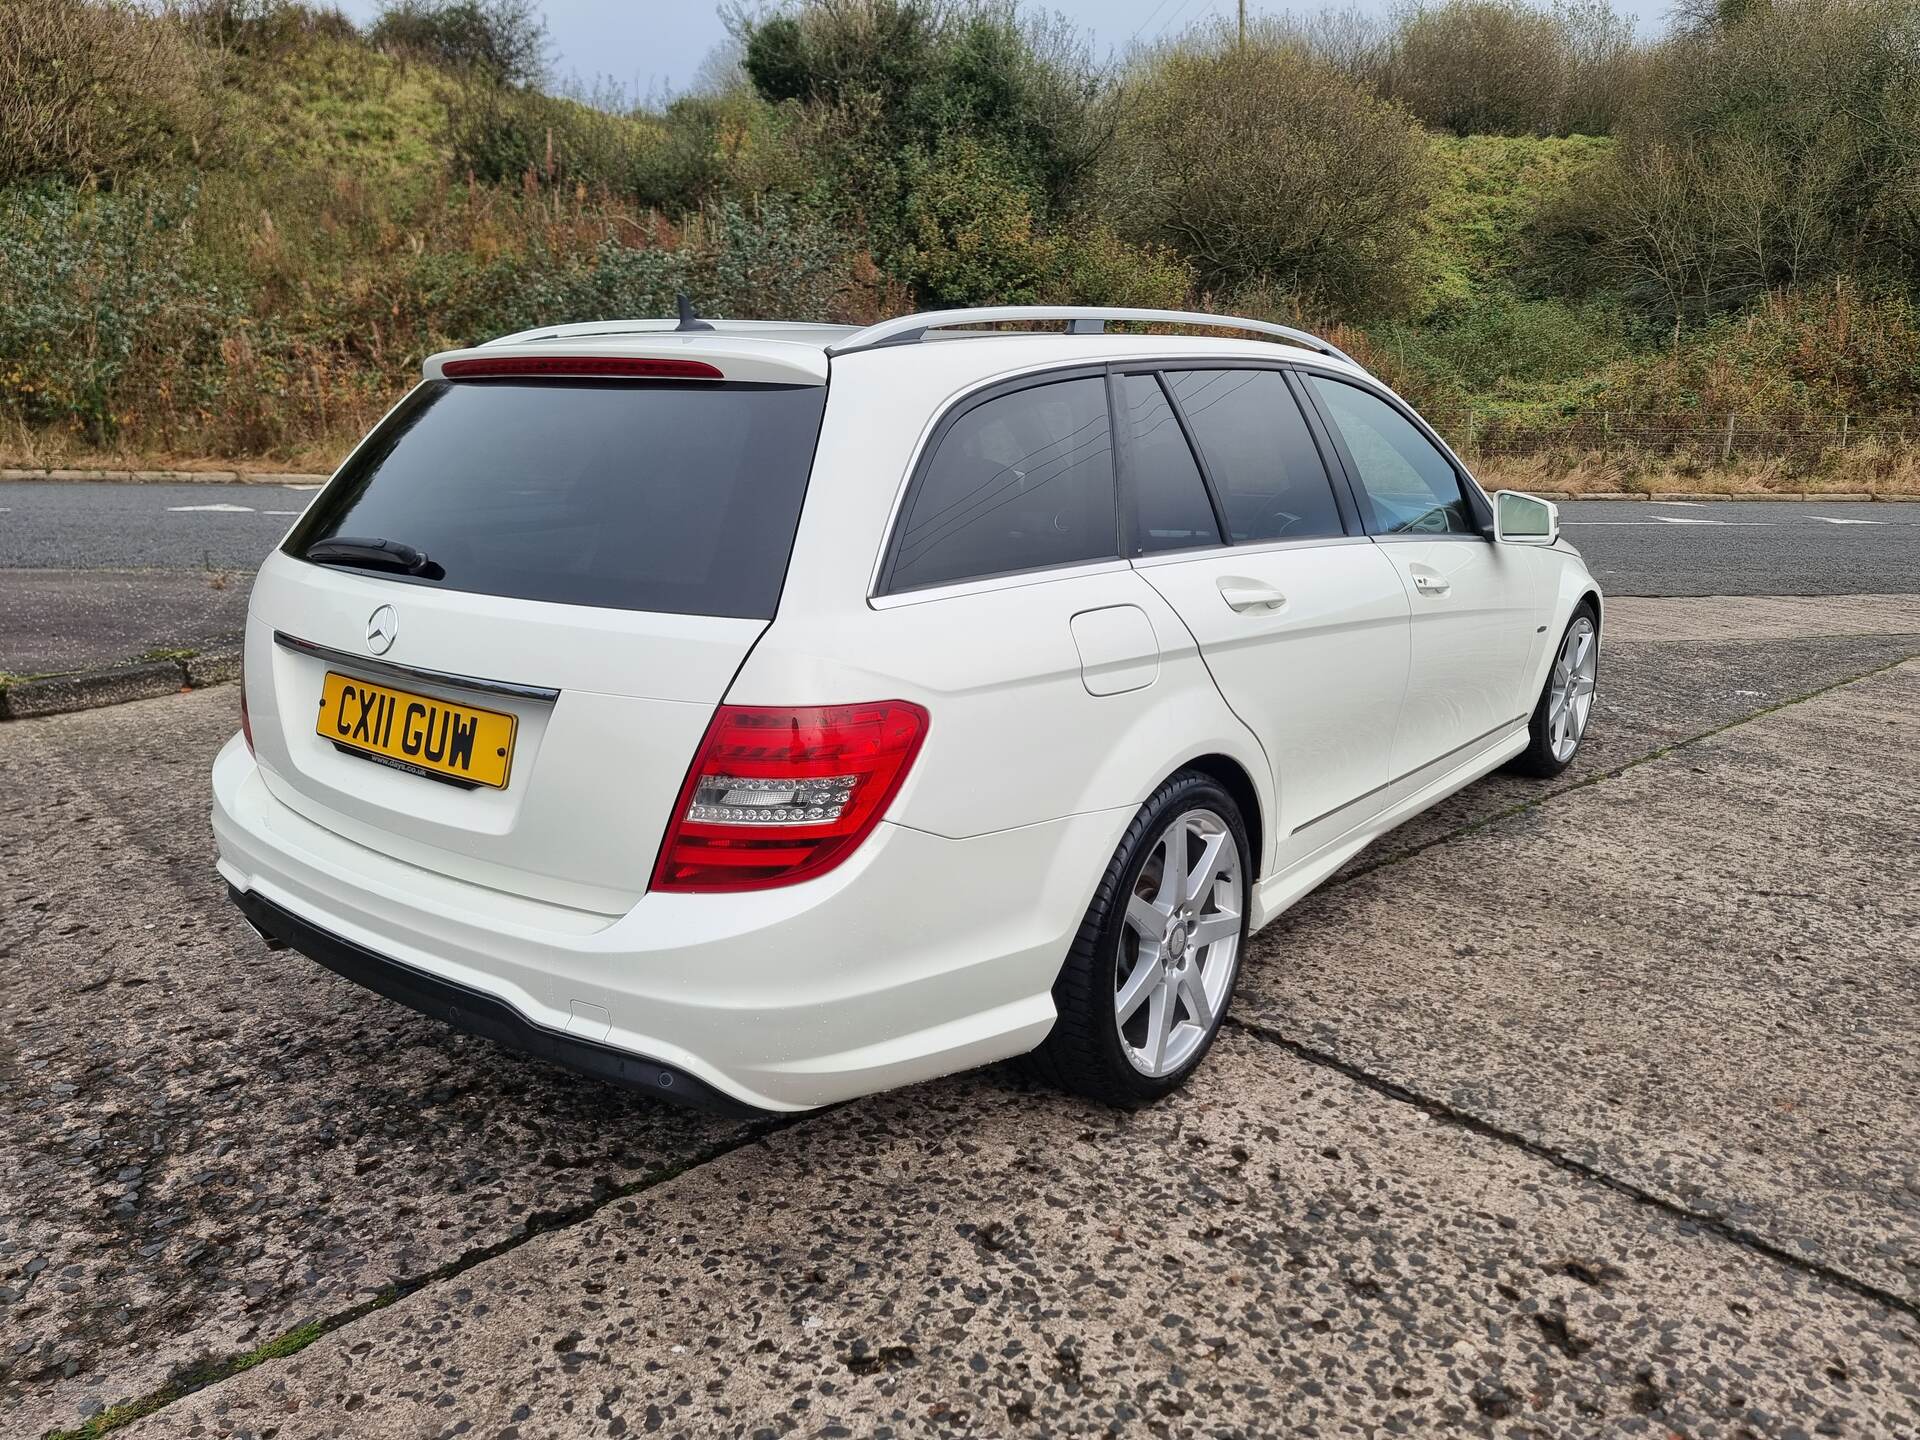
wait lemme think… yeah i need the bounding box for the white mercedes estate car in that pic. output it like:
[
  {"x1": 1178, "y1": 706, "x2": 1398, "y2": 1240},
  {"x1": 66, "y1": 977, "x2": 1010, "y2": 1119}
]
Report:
[{"x1": 213, "y1": 305, "x2": 1601, "y2": 1114}]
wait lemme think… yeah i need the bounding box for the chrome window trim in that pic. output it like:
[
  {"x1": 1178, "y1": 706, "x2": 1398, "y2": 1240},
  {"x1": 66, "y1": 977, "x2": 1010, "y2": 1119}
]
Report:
[
  {"x1": 867, "y1": 558, "x2": 1134, "y2": 610},
  {"x1": 273, "y1": 630, "x2": 561, "y2": 703},
  {"x1": 1126, "y1": 532, "x2": 1373, "y2": 570}
]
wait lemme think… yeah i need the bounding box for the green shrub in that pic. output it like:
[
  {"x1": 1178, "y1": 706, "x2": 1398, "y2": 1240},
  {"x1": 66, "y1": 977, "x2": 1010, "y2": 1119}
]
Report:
[
  {"x1": 369, "y1": 0, "x2": 546, "y2": 86},
  {"x1": 1104, "y1": 39, "x2": 1430, "y2": 317},
  {"x1": 1565, "y1": 0, "x2": 1920, "y2": 334},
  {"x1": 176, "y1": 0, "x2": 360, "y2": 60},
  {"x1": 0, "y1": 184, "x2": 237, "y2": 441},
  {"x1": 740, "y1": 1, "x2": 1107, "y2": 262},
  {"x1": 0, "y1": 0, "x2": 217, "y2": 185},
  {"x1": 894, "y1": 135, "x2": 1053, "y2": 306},
  {"x1": 1384, "y1": 0, "x2": 1638, "y2": 137},
  {"x1": 1377, "y1": 297, "x2": 1629, "y2": 395}
]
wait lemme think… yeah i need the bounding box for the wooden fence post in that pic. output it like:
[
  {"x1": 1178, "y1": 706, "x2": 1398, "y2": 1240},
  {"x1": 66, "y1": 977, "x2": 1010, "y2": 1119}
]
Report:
[
  {"x1": 1840, "y1": 413, "x2": 1849, "y2": 449},
  {"x1": 1722, "y1": 413, "x2": 1735, "y2": 465}
]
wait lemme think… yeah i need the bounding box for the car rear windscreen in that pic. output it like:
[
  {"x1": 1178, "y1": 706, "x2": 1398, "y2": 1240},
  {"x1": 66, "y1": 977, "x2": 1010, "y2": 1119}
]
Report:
[{"x1": 284, "y1": 379, "x2": 827, "y2": 619}]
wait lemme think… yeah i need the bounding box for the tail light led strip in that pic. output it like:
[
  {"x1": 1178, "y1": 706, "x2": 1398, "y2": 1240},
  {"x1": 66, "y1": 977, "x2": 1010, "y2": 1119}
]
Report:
[{"x1": 653, "y1": 702, "x2": 929, "y2": 893}]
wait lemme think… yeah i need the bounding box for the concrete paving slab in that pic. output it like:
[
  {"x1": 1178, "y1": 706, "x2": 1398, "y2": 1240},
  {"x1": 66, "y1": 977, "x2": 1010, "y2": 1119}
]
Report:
[
  {"x1": 0, "y1": 692, "x2": 746, "y2": 1436},
  {"x1": 4, "y1": 621, "x2": 1915, "y2": 1435},
  {"x1": 119, "y1": 1033, "x2": 1920, "y2": 1439},
  {"x1": 0, "y1": 570, "x2": 249, "y2": 678},
  {"x1": 1605, "y1": 595, "x2": 1920, "y2": 643},
  {"x1": 1341, "y1": 630, "x2": 1920, "y2": 877},
  {"x1": 1240, "y1": 661, "x2": 1920, "y2": 1305}
]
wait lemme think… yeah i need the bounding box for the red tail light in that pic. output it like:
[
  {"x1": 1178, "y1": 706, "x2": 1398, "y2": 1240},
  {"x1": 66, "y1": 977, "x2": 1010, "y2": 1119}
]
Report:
[
  {"x1": 651, "y1": 702, "x2": 930, "y2": 893},
  {"x1": 441, "y1": 356, "x2": 723, "y2": 381}
]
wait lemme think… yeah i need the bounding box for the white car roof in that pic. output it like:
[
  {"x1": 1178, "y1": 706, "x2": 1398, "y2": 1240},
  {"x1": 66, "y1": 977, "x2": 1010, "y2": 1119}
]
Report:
[{"x1": 423, "y1": 307, "x2": 1370, "y2": 390}]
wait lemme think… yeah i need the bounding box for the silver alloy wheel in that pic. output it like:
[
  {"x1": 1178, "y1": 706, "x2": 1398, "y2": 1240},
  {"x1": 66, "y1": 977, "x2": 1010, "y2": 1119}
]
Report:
[
  {"x1": 1115, "y1": 807, "x2": 1243, "y2": 1078},
  {"x1": 1548, "y1": 616, "x2": 1598, "y2": 762}
]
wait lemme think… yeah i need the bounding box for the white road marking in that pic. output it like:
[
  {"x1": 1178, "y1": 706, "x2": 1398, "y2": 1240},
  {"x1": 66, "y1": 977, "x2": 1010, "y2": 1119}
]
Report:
[
  {"x1": 1656, "y1": 500, "x2": 1707, "y2": 508},
  {"x1": 1566, "y1": 526, "x2": 1774, "y2": 533},
  {"x1": 1810, "y1": 516, "x2": 1884, "y2": 525},
  {"x1": 281, "y1": 484, "x2": 322, "y2": 492},
  {"x1": 1651, "y1": 516, "x2": 1728, "y2": 525},
  {"x1": 166, "y1": 503, "x2": 255, "y2": 513},
  {"x1": 262, "y1": 510, "x2": 303, "y2": 516}
]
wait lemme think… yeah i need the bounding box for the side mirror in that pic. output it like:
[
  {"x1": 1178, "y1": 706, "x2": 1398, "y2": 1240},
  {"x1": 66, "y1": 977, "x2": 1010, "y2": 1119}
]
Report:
[{"x1": 1493, "y1": 490, "x2": 1559, "y2": 546}]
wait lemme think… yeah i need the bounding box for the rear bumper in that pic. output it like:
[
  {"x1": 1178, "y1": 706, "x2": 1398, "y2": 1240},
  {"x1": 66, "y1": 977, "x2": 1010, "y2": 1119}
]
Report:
[
  {"x1": 227, "y1": 885, "x2": 758, "y2": 1115},
  {"x1": 211, "y1": 733, "x2": 1128, "y2": 1111}
]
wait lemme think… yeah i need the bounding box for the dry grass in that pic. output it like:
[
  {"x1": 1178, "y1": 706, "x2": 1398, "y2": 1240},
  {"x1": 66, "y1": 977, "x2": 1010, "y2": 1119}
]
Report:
[
  {"x1": 0, "y1": 0, "x2": 215, "y2": 186},
  {"x1": 8, "y1": 428, "x2": 1920, "y2": 497},
  {"x1": 1474, "y1": 443, "x2": 1920, "y2": 496}
]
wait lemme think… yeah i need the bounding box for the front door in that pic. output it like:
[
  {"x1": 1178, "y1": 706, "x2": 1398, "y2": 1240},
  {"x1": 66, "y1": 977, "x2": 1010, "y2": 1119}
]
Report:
[{"x1": 1301, "y1": 374, "x2": 1544, "y2": 782}]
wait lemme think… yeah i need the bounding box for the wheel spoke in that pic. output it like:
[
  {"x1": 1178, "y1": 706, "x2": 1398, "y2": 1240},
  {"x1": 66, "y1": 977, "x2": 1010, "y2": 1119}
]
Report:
[
  {"x1": 1115, "y1": 950, "x2": 1159, "y2": 1024},
  {"x1": 1184, "y1": 829, "x2": 1228, "y2": 906},
  {"x1": 1127, "y1": 892, "x2": 1167, "y2": 939},
  {"x1": 1176, "y1": 966, "x2": 1213, "y2": 1031},
  {"x1": 1144, "y1": 983, "x2": 1173, "y2": 1073},
  {"x1": 1190, "y1": 911, "x2": 1239, "y2": 948},
  {"x1": 1151, "y1": 831, "x2": 1181, "y2": 909}
]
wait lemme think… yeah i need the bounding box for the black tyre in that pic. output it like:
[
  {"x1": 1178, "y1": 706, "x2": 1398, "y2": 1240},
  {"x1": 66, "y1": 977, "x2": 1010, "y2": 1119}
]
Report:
[
  {"x1": 1026, "y1": 770, "x2": 1250, "y2": 1105},
  {"x1": 1506, "y1": 601, "x2": 1600, "y2": 778}
]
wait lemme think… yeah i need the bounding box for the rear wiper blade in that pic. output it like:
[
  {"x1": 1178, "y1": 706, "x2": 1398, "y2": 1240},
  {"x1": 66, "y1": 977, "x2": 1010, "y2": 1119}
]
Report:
[{"x1": 305, "y1": 536, "x2": 443, "y2": 578}]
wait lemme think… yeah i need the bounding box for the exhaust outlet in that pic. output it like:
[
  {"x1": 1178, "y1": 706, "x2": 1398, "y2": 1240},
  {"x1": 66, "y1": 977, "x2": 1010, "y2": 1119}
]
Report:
[{"x1": 238, "y1": 909, "x2": 289, "y2": 952}]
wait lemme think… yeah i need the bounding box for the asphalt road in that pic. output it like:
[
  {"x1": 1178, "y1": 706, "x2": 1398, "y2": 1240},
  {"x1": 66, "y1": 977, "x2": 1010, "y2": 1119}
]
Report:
[
  {"x1": 4, "y1": 595, "x2": 1916, "y2": 1437},
  {"x1": 1, "y1": 483, "x2": 1916, "y2": 595}
]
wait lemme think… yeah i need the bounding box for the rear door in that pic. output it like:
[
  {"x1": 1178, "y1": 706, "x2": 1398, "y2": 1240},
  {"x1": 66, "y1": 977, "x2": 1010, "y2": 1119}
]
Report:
[
  {"x1": 1300, "y1": 374, "x2": 1545, "y2": 784},
  {"x1": 1122, "y1": 366, "x2": 1411, "y2": 860},
  {"x1": 244, "y1": 360, "x2": 827, "y2": 914}
]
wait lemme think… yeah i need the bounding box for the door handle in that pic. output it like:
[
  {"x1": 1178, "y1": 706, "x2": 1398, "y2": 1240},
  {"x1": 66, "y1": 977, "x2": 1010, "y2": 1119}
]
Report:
[
  {"x1": 1411, "y1": 572, "x2": 1451, "y2": 597},
  {"x1": 1218, "y1": 580, "x2": 1287, "y2": 613}
]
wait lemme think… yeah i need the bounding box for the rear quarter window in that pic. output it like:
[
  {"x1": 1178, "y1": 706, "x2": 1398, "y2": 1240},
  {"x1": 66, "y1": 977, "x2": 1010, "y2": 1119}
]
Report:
[
  {"x1": 884, "y1": 375, "x2": 1117, "y2": 593},
  {"x1": 285, "y1": 379, "x2": 827, "y2": 619}
]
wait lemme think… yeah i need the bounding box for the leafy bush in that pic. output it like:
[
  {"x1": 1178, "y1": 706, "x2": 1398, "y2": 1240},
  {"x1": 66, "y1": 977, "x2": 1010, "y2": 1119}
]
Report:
[
  {"x1": 176, "y1": 0, "x2": 360, "y2": 60},
  {"x1": 1385, "y1": 0, "x2": 1638, "y2": 137},
  {"x1": 1103, "y1": 39, "x2": 1430, "y2": 316},
  {"x1": 0, "y1": 184, "x2": 236, "y2": 441},
  {"x1": 740, "y1": 0, "x2": 1109, "y2": 269},
  {"x1": 0, "y1": 0, "x2": 216, "y2": 185},
  {"x1": 369, "y1": 0, "x2": 547, "y2": 86},
  {"x1": 1566, "y1": 0, "x2": 1920, "y2": 334}
]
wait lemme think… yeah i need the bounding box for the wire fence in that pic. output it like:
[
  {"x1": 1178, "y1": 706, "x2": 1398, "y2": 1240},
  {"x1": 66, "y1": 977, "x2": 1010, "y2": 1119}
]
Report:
[{"x1": 1421, "y1": 411, "x2": 1920, "y2": 461}]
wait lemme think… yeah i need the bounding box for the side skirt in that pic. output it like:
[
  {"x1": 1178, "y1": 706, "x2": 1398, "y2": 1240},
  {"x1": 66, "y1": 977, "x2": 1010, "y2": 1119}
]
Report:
[{"x1": 1247, "y1": 725, "x2": 1530, "y2": 931}]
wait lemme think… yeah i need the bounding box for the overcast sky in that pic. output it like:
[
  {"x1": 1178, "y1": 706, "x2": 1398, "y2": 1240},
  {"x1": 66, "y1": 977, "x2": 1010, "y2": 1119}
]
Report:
[{"x1": 328, "y1": 0, "x2": 1674, "y2": 102}]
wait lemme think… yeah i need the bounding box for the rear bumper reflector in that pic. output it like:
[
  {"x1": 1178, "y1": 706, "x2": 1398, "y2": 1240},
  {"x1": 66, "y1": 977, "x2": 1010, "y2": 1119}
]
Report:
[{"x1": 225, "y1": 885, "x2": 762, "y2": 1116}]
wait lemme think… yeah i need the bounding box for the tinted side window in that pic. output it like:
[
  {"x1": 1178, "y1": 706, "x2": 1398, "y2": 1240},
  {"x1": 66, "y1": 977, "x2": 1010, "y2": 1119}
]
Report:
[
  {"x1": 1123, "y1": 373, "x2": 1220, "y2": 555},
  {"x1": 1306, "y1": 376, "x2": 1474, "y2": 535},
  {"x1": 1166, "y1": 369, "x2": 1343, "y2": 543},
  {"x1": 888, "y1": 376, "x2": 1116, "y2": 592}
]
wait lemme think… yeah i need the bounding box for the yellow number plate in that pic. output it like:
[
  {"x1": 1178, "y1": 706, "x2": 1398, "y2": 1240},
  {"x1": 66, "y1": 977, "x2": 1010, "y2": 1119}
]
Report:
[{"x1": 318, "y1": 672, "x2": 517, "y2": 789}]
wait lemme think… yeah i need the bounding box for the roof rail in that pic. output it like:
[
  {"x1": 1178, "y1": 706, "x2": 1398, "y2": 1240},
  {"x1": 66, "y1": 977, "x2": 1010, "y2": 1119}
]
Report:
[
  {"x1": 482, "y1": 318, "x2": 859, "y2": 347},
  {"x1": 826, "y1": 306, "x2": 1360, "y2": 368}
]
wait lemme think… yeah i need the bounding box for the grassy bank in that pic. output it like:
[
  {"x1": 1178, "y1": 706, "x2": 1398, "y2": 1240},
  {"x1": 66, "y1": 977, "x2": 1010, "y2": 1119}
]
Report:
[{"x1": 3, "y1": 0, "x2": 1917, "y2": 477}]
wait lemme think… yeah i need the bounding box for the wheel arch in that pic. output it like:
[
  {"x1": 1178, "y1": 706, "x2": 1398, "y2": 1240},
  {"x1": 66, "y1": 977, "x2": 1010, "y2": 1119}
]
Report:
[{"x1": 1177, "y1": 752, "x2": 1265, "y2": 882}]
